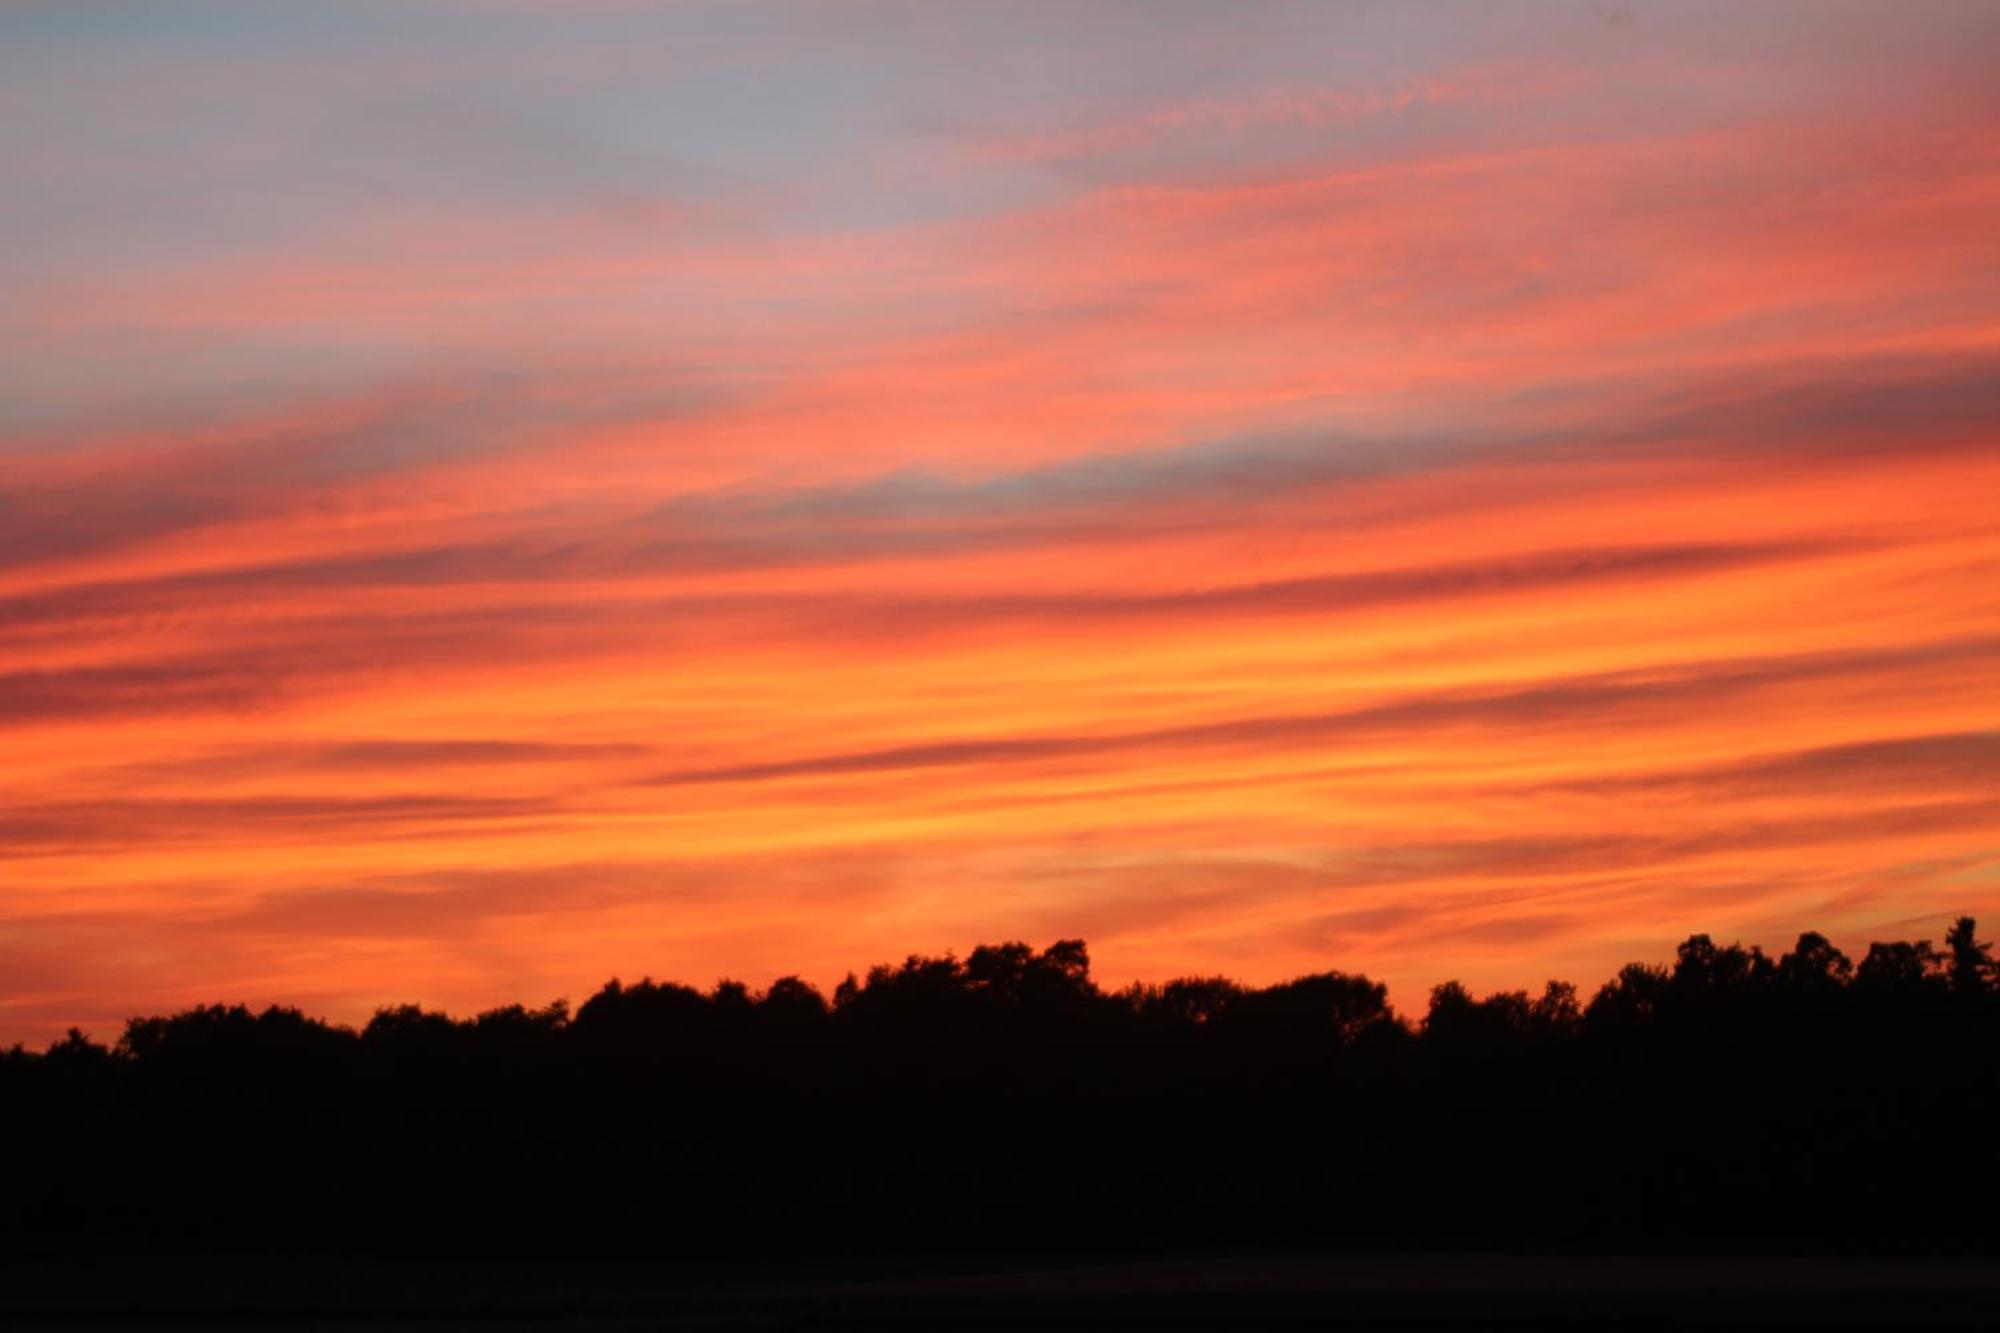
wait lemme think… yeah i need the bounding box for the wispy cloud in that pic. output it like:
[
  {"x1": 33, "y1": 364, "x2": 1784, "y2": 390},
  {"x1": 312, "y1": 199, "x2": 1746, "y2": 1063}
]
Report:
[{"x1": 1, "y1": 0, "x2": 1995, "y2": 1044}]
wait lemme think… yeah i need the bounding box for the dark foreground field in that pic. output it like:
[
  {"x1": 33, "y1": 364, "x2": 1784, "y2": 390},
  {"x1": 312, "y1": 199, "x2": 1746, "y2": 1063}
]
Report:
[
  {"x1": 5, "y1": 1249, "x2": 2000, "y2": 1330},
  {"x1": 9, "y1": 925, "x2": 1997, "y2": 1327}
]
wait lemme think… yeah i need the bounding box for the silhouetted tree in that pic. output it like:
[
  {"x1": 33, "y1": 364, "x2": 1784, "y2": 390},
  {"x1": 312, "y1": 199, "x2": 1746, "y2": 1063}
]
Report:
[
  {"x1": 1584, "y1": 961, "x2": 1670, "y2": 1032},
  {"x1": 1855, "y1": 939, "x2": 1942, "y2": 994},
  {"x1": 1943, "y1": 916, "x2": 1993, "y2": 999},
  {"x1": 1142, "y1": 975, "x2": 1241, "y2": 1027},
  {"x1": 5, "y1": 921, "x2": 1996, "y2": 1260},
  {"x1": 1777, "y1": 931, "x2": 1852, "y2": 991},
  {"x1": 38, "y1": 1027, "x2": 111, "y2": 1072},
  {"x1": 760, "y1": 975, "x2": 830, "y2": 1025},
  {"x1": 1529, "y1": 980, "x2": 1581, "y2": 1036},
  {"x1": 1224, "y1": 970, "x2": 1392, "y2": 1046}
]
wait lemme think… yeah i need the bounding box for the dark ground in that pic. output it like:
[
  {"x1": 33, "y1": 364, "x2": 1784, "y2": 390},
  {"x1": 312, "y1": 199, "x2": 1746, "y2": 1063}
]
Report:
[
  {"x1": 11, "y1": 929, "x2": 1997, "y2": 1327},
  {"x1": 5, "y1": 1248, "x2": 1998, "y2": 1330}
]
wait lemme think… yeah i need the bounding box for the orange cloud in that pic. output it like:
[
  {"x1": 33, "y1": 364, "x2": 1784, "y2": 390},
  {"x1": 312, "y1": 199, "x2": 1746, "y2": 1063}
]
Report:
[{"x1": 3, "y1": 8, "x2": 1997, "y2": 1046}]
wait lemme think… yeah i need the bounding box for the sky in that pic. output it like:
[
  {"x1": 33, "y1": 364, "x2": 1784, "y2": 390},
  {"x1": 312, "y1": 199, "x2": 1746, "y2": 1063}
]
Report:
[{"x1": 2, "y1": 1, "x2": 1997, "y2": 1045}]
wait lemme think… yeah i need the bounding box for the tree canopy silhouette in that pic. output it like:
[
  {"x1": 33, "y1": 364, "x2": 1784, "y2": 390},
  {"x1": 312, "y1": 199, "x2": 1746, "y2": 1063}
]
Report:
[{"x1": 4, "y1": 919, "x2": 1995, "y2": 1258}]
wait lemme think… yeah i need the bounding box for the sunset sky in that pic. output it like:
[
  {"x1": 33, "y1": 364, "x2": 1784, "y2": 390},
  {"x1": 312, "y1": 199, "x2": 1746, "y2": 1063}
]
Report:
[{"x1": 3, "y1": 1, "x2": 1997, "y2": 1045}]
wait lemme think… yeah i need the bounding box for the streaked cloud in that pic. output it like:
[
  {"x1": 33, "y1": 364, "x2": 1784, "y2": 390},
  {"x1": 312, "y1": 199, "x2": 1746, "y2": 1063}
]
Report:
[{"x1": 2, "y1": 0, "x2": 1996, "y2": 1044}]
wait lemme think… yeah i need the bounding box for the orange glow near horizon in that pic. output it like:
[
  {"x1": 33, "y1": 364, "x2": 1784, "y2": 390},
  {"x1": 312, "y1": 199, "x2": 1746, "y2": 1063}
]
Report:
[{"x1": 2, "y1": 3, "x2": 1997, "y2": 1045}]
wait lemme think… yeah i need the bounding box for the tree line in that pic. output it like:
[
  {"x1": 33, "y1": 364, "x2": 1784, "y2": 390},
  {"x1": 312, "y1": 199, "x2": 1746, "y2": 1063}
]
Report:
[{"x1": 4, "y1": 918, "x2": 1995, "y2": 1255}]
